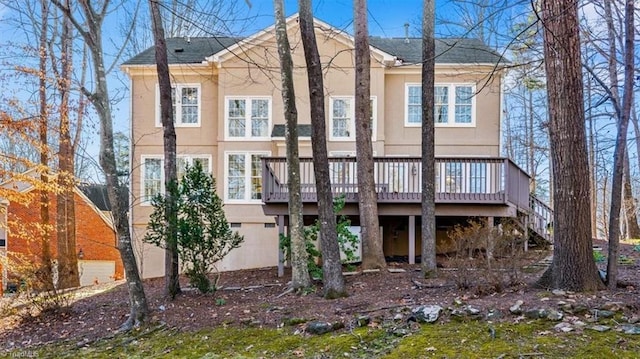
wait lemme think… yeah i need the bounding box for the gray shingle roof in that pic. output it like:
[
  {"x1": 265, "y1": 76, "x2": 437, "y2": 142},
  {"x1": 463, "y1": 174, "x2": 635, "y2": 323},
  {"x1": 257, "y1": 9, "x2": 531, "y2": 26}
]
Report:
[
  {"x1": 271, "y1": 124, "x2": 312, "y2": 137},
  {"x1": 122, "y1": 37, "x2": 241, "y2": 65},
  {"x1": 123, "y1": 35, "x2": 505, "y2": 66},
  {"x1": 369, "y1": 37, "x2": 506, "y2": 65}
]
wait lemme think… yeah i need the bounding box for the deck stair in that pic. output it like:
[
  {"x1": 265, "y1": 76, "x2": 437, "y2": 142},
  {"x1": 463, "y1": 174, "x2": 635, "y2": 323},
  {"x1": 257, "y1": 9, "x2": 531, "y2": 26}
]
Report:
[{"x1": 527, "y1": 195, "x2": 553, "y2": 246}]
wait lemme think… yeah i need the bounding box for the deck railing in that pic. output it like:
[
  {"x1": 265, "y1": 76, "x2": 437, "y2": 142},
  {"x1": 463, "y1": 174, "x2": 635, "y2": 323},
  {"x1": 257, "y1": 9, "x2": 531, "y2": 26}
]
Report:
[
  {"x1": 529, "y1": 195, "x2": 553, "y2": 242},
  {"x1": 262, "y1": 156, "x2": 531, "y2": 210}
]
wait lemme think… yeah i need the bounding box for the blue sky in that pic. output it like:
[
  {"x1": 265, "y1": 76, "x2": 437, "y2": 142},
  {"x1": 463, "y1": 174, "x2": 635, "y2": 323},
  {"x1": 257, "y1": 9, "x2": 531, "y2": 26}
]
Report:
[{"x1": 244, "y1": 0, "x2": 430, "y2": 37}]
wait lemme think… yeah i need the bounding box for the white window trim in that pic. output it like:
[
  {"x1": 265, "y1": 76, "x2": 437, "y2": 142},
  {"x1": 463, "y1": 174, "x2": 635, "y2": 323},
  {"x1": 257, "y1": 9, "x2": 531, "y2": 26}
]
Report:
[
  {"x1": 155, "y1": 83, "x2": 202, "y2": 128},
  {"x1": 404, "y1": 83, "x2": 422, "y2": 127},
  {"x1": 224, "y1": 96, "x2": 272, "y2": 141},
  {"x1": 140, "y1": 154, "x2": 213, "y2": 206},
  {"x1": 371, "y1": 96, "x2": 378, "y2": 141},
  {"x1": 329, "y1": 96, "x2": 377, "y2": 142},
  {"x1": 404, "y1": 83, "x2": 476, "y2": 128},
  {"x1": 224, "y1": 151, "x2": 270, "y2": 204},
  {"x1": 140, "y1": 155, "x2": 164, "y2": 206}
]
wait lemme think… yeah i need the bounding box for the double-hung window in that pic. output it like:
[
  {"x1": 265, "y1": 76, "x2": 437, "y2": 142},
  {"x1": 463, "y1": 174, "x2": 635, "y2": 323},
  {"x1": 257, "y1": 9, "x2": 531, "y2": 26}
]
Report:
[
  {"x1": 406, "y1": 86, "x2": 422, "y2": 125},
  {"x1": 225, "y1": 97, "x2": 271, "y2": 139},
  {"x1": 176, "y1": 156, "x2": 212, "y2": 181},
  {"x1": 141, "y1": 155, "x2": 212, "y2": 204},
  {"x1": 329, "y1": 97, "x2": 377, "y2": 141},
  {"x1": 141, "y1": 156, "x2": 163, "y2": 203},
  {"x1": 405, "y1": 84, "x2": 475, "y2": 126},
  {"x1": 156, "y1": 84, "x2": 201, "y2": 127},
  {"x1": 225, "y1": 152, "x2": 269, "y2": 202}
]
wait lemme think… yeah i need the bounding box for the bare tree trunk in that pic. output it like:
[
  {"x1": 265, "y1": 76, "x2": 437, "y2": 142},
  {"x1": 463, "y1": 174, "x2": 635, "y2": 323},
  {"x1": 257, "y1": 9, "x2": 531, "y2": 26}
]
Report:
[
  {"x1": 149, "y1": 0, "x2": 181, "y2": 299},
  {"x1": 273, "y1": 0, "x2": 311, "y2": 290},
  {"x1": 527, "y1": 89, "x2": 536, "y2": 193},
  {"x1": 606, "y1": 0, "x2": 635, "y2": 289},
  {"x1": 421, "y1": 0, "x2": 437, "y2": 277},
  {"x1": 38, "y1": 0, "x2": 54, "y2": 291},
  {"x1": 56, "y1": 0, "x2": 80, "y2": 289},
  {"x1": 354, "y1": 0, "x2": 384, "y2": 270},
  {"x1": 586, "y1": 69, "x2": 598, "y2": 240},
  {"x1": 622, "y1": 150, "x2": 640, "y2": 238},
  {"x1": 602, "y1": 170, "x2": 610, "y2": 239},
  {"x1": 298, "y1": 0, "x2": 346, "y2": 299},
  {"x1": 52, "y1": 0, "x2": 149, "y2": 329},
  {"x1": 631, "y1": 112, "x2": 640, "y2": 227},
  {"x1": 537, "y1": 0, "x2": 603, "y2": 291},
  {"x1": 73, "y1": 45, "x2": 88, "y2": 177}
]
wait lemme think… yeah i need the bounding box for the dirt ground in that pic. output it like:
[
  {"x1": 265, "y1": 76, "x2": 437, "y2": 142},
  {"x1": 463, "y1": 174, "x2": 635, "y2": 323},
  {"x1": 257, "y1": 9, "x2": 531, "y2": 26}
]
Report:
[{"x1": 1, "y1": 240, "x2": 639, "y2": 352}]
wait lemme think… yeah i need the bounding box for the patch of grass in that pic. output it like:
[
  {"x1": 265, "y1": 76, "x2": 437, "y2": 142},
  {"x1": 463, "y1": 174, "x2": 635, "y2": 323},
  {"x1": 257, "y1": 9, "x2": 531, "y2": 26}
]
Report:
[
  {"x1": 386, "y1": 321, "x2": 640, "y2": 358},
  {"x1": 619, "y1": 255, "x2": 634, "y2": 265},
  {"x1": 31, "y1": 326, "x2": 387, "y2": 359},
  {"x1": 21, "y1": 320, "x2": 640, "y2": 358},
  {"x1": 593, "y1": 250, "x2": 606, "y2": 263}
]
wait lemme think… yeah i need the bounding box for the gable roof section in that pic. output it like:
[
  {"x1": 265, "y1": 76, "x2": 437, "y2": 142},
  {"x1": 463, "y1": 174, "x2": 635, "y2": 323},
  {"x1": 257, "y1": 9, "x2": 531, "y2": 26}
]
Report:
[
  {"x1": 208, "y1": 14, "x2": 395, "y2": 65},
  {"x1": 122, "y1": 37, "x2": 241, "y2": 66},
  {"x1": 369, "y1": 37, "x2": 506, "y2": 65},
  {"x1": 121, "y1": 17, "x2": 506, "y2": 67}
]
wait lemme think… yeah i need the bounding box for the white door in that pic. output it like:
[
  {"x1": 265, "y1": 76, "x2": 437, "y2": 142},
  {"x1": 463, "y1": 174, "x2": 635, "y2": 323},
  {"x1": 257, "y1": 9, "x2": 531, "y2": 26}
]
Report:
[{"x1": 78, "y1": 260, "x2": 116, "y2": 287}]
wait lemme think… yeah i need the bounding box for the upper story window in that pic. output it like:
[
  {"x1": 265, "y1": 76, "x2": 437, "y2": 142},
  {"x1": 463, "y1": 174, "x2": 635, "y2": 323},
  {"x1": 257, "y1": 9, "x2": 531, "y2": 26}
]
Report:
[
  {"x1": 329, "y1": 97, "x2": 377, "y2": 141},
  {"x1": 141, "y1": 155, "x2": 212, "y2": 205},
  {"x1": 225, "y1": 152, "x2": 269, "y2": 203},
  {"x1": 225, "y1": 97, "x2": 271, "y2": 140},
  {"x1": 406, "y1": 86, "x2": 422, "y2": 125},
  {"x1": 156, "y1": 83, "x2": 201, "y2": 127},
  {"x1": 405, "y1": 84, "x2": 475, "y2": 127}
]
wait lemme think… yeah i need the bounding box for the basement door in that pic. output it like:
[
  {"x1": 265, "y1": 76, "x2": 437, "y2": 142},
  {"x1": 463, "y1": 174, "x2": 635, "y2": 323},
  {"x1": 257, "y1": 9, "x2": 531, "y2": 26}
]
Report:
[{"x1": 78, "y1": 260, "x2": 116, "y2": 287}]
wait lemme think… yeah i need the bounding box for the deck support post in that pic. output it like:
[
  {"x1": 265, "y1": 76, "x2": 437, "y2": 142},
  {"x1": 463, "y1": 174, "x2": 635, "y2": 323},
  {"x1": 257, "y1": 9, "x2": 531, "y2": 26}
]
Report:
[
  {"x1": 277, "y1": 215, "x2": 285, "y2": 277},
  {"x1": 409, "y1": 215, "x2": 416, "y2": 264},
  {"x1": 523, "y1": 217, "x2": 529, "y2": 252}
]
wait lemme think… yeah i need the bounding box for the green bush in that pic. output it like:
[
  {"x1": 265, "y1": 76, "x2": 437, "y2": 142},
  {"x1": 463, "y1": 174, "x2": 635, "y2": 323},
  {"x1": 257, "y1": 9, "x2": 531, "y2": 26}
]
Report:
[
  {"x1": 144, "y1": 162, "x2": 243, "y2": 293},
  {"x1": 279, "y1": 195, "x2": 360, "y2": 279},
  {"x1": 593, "y1": 250, "x2": 606, "y2": 263}
]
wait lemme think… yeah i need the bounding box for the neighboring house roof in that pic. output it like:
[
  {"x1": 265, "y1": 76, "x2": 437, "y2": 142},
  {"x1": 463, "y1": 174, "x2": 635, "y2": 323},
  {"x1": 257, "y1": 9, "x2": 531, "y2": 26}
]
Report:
[
  {"x1": 78, "y1": 183, "x2": 111, "y2": 211},
  {"x1": 77, "y1": 183, "x2": 130, "y2": 214},
  {"x1": 122, "y1": 17, "x2": 506, "y2": 67},
  {"x1": 122, "y1": 37, "x2": 241, "y2": 65},
  {"x1": 369, "y1": 37, "x2": 506, "y2": 65},
  {"x1": 0, "y1": 170, "x2": 115, "y2": 230},
  {"x1": 271, "y1": 124, "x2": 312, "y2": 138}
]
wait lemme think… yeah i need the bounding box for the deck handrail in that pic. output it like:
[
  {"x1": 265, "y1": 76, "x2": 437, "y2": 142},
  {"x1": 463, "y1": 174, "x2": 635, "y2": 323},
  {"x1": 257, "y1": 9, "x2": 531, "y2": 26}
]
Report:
[{"x1": 261, "y1": 156, "x2": 531, "y2": 209}]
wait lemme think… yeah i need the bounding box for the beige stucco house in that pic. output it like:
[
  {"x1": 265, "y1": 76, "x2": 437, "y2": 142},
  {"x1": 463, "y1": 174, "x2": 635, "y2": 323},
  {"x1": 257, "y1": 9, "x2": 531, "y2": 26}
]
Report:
[{"x1": 122, "y1": 15, "x2": 551, "y2": 279}]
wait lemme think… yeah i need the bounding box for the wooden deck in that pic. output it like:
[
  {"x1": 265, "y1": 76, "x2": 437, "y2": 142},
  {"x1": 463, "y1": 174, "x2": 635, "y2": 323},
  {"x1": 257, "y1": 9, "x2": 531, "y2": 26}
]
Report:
[{"x1": 262, "y1": 156, "x2": 531, "y2": 212}]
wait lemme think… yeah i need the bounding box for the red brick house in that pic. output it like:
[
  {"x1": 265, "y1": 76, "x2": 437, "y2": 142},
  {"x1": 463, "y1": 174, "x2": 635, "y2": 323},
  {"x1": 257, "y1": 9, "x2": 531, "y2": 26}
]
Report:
[{"x1": 1, "y1": 172, "x2": 123, "y2": 291}]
